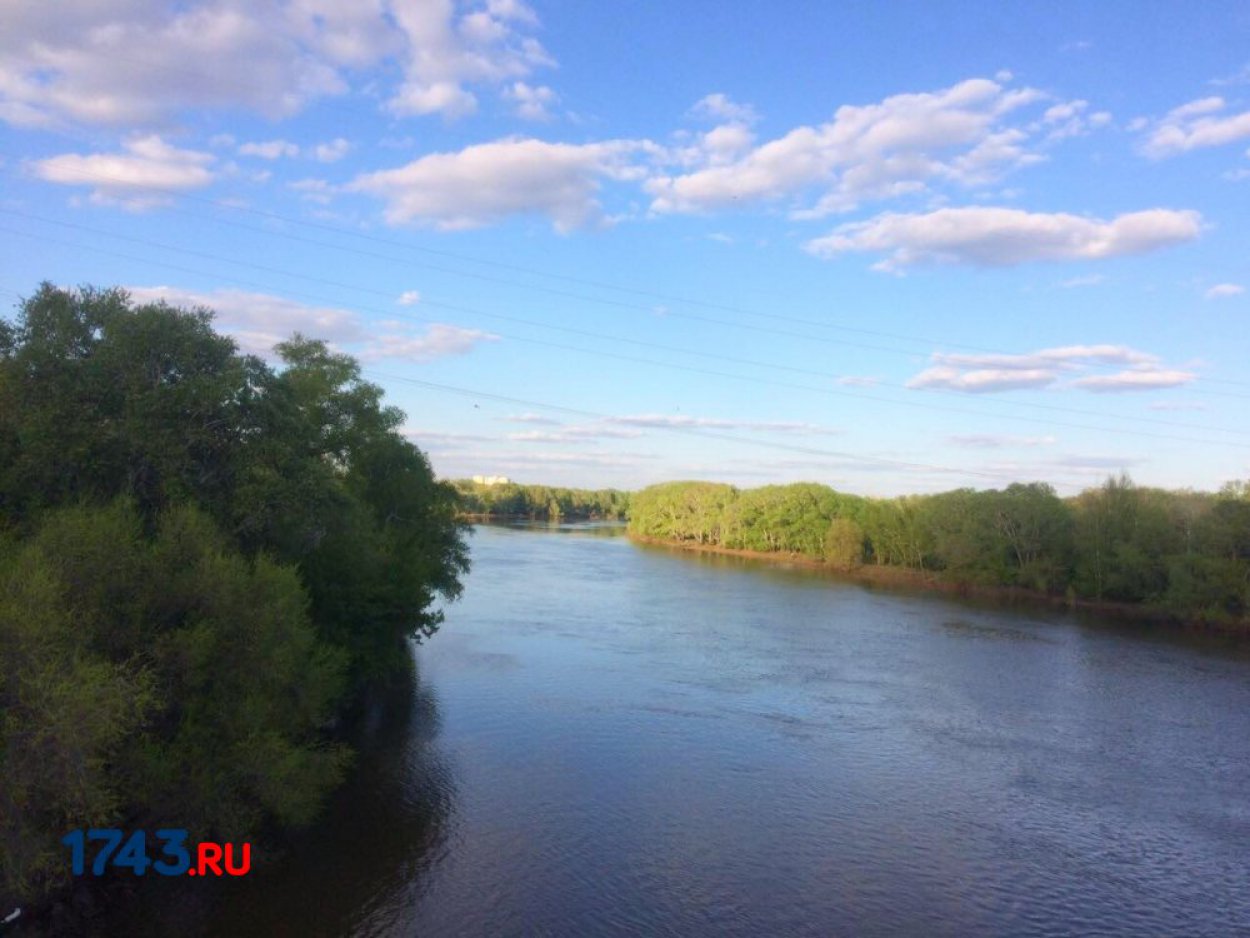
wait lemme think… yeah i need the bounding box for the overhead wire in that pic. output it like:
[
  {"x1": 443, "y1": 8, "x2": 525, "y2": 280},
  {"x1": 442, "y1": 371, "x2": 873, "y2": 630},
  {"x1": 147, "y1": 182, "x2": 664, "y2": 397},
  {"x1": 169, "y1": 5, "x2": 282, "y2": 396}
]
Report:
[
  {"x1": 4, "y1": 220, "x2": 1249, "y2": 455},
  {"x1": 4, "y1": 206, "x2": 1250, "y2": 447}
]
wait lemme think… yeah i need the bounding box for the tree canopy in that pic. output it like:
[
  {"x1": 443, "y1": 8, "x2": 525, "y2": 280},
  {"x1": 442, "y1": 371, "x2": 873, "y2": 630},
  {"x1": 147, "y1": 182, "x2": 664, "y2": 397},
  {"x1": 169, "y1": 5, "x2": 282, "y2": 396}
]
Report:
[
  {"x1": 0, "y1": 284, "x2": 468, "y2": 909},
  {"x1": 629, "y1": 476, "x2": 1250, "y2": 625}
]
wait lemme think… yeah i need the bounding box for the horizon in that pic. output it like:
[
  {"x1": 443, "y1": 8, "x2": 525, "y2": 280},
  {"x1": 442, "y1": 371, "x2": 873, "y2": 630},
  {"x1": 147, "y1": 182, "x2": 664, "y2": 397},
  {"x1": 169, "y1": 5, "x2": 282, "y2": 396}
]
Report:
[{"x1": 3, "y1": 2, "x2": 1248, "y2": 495}]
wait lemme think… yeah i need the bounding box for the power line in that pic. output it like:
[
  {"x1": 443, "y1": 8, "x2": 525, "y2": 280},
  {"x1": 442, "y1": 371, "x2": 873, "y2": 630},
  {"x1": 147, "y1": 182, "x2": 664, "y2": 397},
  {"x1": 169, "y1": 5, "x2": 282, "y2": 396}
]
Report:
[
  {"x1": 4, "y1": 208, "x2": 1249, "y2": 447},
  {"x1": 5, "y1": 221, "x2": 1249, "y2": 454},
  {"x1": 18, "y1": 166, "x2": 1250, "y2": 393},
  {"x1": 363, "y1": 371, "x2": 1106, "y2": 492}
]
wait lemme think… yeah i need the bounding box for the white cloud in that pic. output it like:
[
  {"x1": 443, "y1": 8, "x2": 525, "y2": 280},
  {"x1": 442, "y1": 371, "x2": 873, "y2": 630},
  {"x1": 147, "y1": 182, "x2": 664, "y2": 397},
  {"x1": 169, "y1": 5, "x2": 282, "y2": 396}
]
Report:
[
  {"x1": 648, "y1": 77, "x2": 1048, "y2": 217},
  {"x1": 502, "y1": 412, "x2": 562, "y2": 426},
  {"x1": 397, "y1": 290, "x2": 422, "y2": 306},
  {"x1": 1037, "y1": 99, "x2": 1111, "y2": 142},
  {"x1": 805, "y1": 206, "x2": 1202, "y2": 270},
  {"x1": 362, "y1": 324, "x2": 499, "y2": 362},
  {"x1": 907, "y1": 343, "x2": 1193, "y2": 395},
  {"x1": 1139, "y1": 96, "x2": 1250, "y2": 158},
  {"x1": 835, "y1": 375, "x2": 880, "y2": 387},
  {"x1": 609, "y1": 414, "x2": 839, "y2": 435},
  {"x1": 312, "y1": 138, "x2": 352, "y2": 162},
  {"x1": 125, "y1": 285, "x2": 497, "y2": 364},
  {"x1": 349, "y1": 137, "x2": 646, "y2": 231},
  {"x1": 1204, "y1": 283, "x2": 1245, "y2": 299},
  {"x1": 31, "y1": 136, "x2": 215, "y2": 208},
  {"x1": 385, "y1": 0, "x2": 553, "y2": 119},
  {"x1": 0, "y1": 0, "x2": 555, "y2": 128},
  {"x1": 239, "y1": 139, "x2": 301, "y2": 160},
  {"x1": 933, "y1": 345, "x2": 1158, "y2": 370},
  {"x1": 504, "y1": 81, "x2": 558, "y2": 121},
  {"x1": 907, "y1": 366, "x2": 1056, "y2": 393},
  {"x1": 1070, "y1": 368, "x2": 1196, "y2": 393},
  {"x1": 689, "y1": 93, "x2": 759, "y2": 125},
  {"x1": 126, "y1": 285, "x2": 364, "y2": 355},
  {"x1": 0, "y1": 2, "x2": 346, "y2": 127}
]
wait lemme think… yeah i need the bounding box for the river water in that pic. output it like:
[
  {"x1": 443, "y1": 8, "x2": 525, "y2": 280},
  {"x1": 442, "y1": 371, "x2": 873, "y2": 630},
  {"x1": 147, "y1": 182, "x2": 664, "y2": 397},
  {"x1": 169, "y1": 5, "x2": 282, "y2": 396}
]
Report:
[{"x1": 114, "y1": 522, "x2": 1250, "y2": 936}]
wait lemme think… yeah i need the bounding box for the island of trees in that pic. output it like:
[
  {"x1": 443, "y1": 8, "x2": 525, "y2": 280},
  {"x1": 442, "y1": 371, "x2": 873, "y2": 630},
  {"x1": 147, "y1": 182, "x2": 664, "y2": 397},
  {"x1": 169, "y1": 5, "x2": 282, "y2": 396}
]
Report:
[
  {"x1": 628, "y1": 479, "x2": 1250, "y2": 628},
  {"x1": 0, "y1": 286, "x2": 468, "y2": 917}
]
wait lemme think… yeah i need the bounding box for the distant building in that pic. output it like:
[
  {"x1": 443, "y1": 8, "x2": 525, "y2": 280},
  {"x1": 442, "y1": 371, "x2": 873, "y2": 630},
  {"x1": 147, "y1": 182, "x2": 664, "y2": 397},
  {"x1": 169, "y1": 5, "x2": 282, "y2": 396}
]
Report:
[{"x1": 472, "y1": 475, "x2": 512, "y2": 486}]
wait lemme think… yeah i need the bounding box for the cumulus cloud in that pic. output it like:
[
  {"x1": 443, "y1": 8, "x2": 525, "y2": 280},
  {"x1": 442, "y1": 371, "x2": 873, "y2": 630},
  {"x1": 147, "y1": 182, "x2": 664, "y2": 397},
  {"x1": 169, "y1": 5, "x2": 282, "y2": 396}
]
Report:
[
  {"x1": 504, "y1": 81, "x2": 558, "y2": 121},
  {"x1": 349, "y1": 137, "x2": 647, "y2": 231},
  {"x1": 907, "y1": 366, "x2": 1056, "y2": 393},
  {"x1": 907, "y1": 343, "x2": 1194, "y2": 395},
  {"x1": 397, "y1": 290, "x2": 422, "y2": 305},
  {"x1": 1037, "y1": 99, "x2": 1111, "y2": 142},
  {"x1": 313, "y1": 138, "x2": 352, "y2": 162},
  {"x1": 1139, "y1": 96, "x2": 1250, "y2": 158},
  {"x1": 0, "y1": 2, "x2": 345, "y2": 127},
  {"x1": 126, "y1": 285, "x2": 497, "y2": 363},
  {"x1": 31, "y1": 136, "x2": 215, "y2": 208},
  {"x1": 805, "y1": 206, "x2": 1202, "y2": 270},
  {"x1": 1205, "y1": 283, "x2": 1245, "y2": 299},
  {"x1": 689, "y1": 93, "x2": 759, "y2": 125},
  {"x1": 385, "y1": 0, "x2": 553, "y2": 118},
  {"x1": 0, "y1": 0, "x2": 554, "y2": 128},
  {"x1": 648, "y1": 77, "x2": 1048, "y2": 217},
  {"x1": 362, "y1": 323, "x2": 499, "y2": 362},
  {"x1": 126, "y1": 285, "x2": 365, "y2": 355}
]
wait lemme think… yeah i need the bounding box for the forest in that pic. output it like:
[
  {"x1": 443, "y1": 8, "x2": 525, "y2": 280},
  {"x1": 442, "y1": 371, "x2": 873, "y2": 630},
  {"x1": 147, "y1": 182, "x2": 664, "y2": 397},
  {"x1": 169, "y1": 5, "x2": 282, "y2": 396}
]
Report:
[
  {"x1": 453, "y1": 479, "x2": 629, "y2": 520},
  {"x1": 628, "y1": 479, "x2": 1250, "y2": 626},
  {"x1": 0, "y1": 285, "x2": 468, "y2": 911}
]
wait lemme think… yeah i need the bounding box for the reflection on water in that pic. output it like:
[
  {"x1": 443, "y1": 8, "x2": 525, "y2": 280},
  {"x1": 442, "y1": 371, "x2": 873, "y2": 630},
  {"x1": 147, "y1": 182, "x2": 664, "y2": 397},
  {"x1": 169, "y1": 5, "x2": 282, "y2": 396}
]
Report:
[
  {"x1": 87, "y1": 670, "x2": 454, "y2": 938},
  {"x1": 95, "y1": 523, "x2": 1250, "y2": 936}
]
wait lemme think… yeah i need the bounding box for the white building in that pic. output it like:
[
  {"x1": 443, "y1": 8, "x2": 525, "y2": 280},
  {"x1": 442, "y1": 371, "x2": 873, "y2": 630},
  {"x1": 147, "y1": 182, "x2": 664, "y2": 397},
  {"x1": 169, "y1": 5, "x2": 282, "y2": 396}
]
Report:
[{"x1": 472, "y1": 475, "x2": 512, "y2": 486}]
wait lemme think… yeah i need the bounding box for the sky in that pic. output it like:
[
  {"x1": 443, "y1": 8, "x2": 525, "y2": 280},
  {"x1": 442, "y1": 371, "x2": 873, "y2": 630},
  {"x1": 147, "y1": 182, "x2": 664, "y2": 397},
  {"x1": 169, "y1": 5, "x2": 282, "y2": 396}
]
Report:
[{"x1": 2, "y1": 1, "x2": 1249, "y2": 496}]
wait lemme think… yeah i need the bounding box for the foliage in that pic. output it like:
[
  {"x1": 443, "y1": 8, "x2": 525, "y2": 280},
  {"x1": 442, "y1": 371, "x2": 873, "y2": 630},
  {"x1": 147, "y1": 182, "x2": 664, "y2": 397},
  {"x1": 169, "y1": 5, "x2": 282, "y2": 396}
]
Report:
[
  {"x1": 627, "y1": 474, "x2": 1249, "y2": 626},
  {"x1": 0, "y1": 501, "x2": 348, "y2": 904},
  {"x1": 0, "y1": 284, "x2": 469, "y2": 908},
  {"x1": 453, "y1": 479, "x2": 629, "y2": 521}
]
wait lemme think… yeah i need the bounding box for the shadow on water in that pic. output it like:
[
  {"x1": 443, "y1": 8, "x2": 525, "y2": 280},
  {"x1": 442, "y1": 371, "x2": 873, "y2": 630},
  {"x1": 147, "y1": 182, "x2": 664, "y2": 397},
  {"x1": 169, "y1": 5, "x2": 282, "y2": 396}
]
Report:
[{"x1": 81, "y1": 654, "x2": 456, "y2": 938}]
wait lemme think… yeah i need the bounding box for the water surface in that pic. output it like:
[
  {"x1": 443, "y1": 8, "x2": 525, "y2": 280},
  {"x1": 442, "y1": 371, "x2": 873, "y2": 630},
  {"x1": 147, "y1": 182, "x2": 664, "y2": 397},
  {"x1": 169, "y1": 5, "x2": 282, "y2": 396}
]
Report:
[{"x1": 132, "y1": 523, "x2": 1250, "y2": 935}]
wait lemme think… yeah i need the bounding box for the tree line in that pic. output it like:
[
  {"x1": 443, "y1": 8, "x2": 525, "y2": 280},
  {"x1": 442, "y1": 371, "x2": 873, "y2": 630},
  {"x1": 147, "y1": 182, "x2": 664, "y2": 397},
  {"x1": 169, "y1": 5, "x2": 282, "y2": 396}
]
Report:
[
  {"x1": 0, "y1": 285, "x2": 468, "y2": 910},
  {"x1": 453, "y1": 480, "x2": 629, "y2": 520},
  {"x1": 628, "y1": 478, "x2": 1250, "y2": 625}
]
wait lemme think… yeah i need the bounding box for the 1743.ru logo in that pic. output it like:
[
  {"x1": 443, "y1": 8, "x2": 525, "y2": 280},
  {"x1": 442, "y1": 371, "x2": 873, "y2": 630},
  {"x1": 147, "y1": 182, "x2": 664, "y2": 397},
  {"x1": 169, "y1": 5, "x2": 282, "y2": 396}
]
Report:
[{"x1": 62, "y1": 829, "x2": 251, "y2": 877}]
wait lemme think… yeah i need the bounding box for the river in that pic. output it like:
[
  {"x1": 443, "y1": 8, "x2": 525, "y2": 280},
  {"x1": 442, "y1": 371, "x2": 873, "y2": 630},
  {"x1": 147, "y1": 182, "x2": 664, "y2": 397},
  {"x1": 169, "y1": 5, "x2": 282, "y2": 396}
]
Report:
[{"x1": 108, "y1": 522, "x2": 1250, "y2": 936}]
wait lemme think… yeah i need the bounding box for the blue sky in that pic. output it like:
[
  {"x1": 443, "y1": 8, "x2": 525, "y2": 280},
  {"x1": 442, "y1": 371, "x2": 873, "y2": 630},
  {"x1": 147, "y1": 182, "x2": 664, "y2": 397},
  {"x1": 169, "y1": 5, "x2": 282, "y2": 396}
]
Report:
[{"x1": 2, "y1": 1, "x2": 1248, "y2": 495}]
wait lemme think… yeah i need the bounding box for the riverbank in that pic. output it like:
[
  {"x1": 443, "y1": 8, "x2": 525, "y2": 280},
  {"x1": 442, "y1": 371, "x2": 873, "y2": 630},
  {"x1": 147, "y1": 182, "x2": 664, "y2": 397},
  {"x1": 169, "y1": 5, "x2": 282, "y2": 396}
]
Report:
[{"x1": 628, "y1": 534, "x2": 1250, "y2": 635}]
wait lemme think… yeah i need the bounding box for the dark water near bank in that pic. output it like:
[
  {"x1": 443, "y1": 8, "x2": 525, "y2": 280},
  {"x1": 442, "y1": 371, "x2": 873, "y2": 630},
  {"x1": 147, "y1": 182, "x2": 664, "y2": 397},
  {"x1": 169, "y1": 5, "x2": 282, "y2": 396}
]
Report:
[{"x1": 113, "y1": 523, "x2": 1250, "y2": 936}]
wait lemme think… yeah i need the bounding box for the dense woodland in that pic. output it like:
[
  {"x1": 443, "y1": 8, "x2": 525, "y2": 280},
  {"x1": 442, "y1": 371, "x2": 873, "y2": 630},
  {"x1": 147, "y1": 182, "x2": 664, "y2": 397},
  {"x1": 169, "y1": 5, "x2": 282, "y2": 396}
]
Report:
[
  {"x1": 628, "y1": 479, "x2": 1250, "y2": 626},
  {"x1": 453, "y1": 479, "x2": 629, "y2": 520},
  {"x1": 0, "y1": 286, "x2": 468, "y2": 910}
]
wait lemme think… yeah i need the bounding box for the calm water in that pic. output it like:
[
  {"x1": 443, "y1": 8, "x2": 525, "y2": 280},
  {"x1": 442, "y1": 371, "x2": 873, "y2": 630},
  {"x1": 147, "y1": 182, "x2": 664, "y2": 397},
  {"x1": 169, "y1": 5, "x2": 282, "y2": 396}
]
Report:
[{"x1": 112, "y1": 523, "x2": 1250, "y2": 936}]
